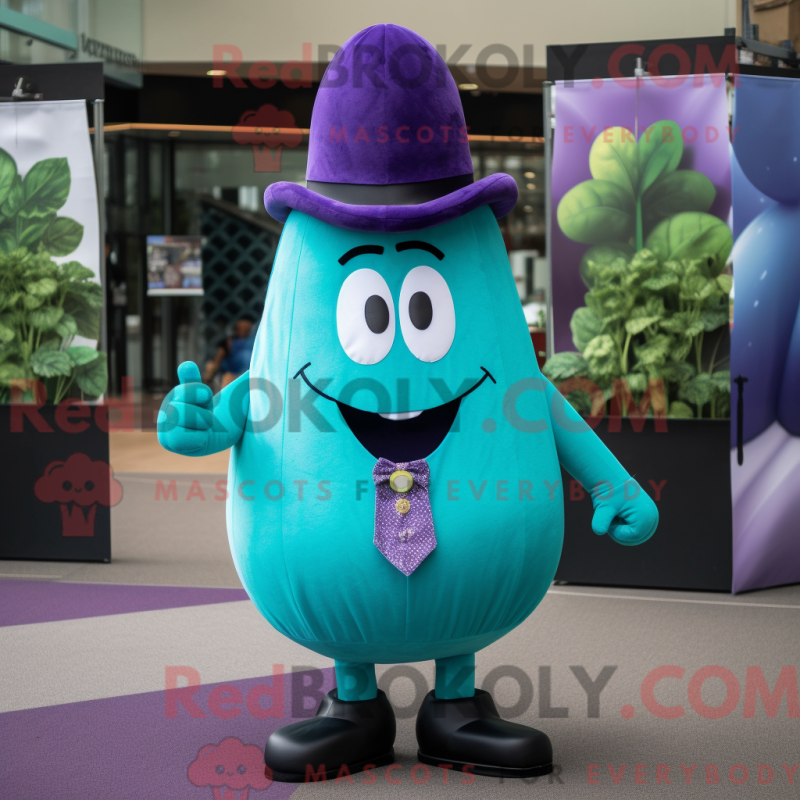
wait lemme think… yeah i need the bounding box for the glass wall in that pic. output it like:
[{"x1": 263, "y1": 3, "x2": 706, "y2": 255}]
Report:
[
  {"x1": 0, "y1": 0, "x2": 142, "y2": 85},
  {"x1": 103, "y1": 131, "x2": 547, "y2": 399},
  {"x1": 0, "y1": 28, "x2": 72, "y2": 65},
  {"x1": 0, "y1": 0, "x2": 78, "y2": 65},
  {"x1": 105, "y1": 133, "x2": 170, "y2": 395},
  {"x1": 171, "y1": 137, "x2": 548, "y2": 340},
  {"x1": 171, "y1": 139, "x2": 544, "y2": 249},
  {"x1": 173, "y1": 142, "x2": 307, "y2": 235}
]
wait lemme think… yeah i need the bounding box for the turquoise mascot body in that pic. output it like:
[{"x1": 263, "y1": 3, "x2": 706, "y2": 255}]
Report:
[{"x1": 159, "y1": 23, "x2": 658, "y2": 782}]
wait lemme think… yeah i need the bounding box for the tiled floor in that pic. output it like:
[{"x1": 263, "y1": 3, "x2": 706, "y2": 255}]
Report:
[{"x1": 2, "y1": 468, "x2": 799, "y2": 799}]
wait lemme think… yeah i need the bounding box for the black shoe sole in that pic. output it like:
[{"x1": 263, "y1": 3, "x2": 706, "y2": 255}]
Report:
[
  {"x1": 268, "y1": 751, "x2": 395, "y2": 783},
  {"x1": 417, "y1": 750, "x2": 553, "y2": 779}
]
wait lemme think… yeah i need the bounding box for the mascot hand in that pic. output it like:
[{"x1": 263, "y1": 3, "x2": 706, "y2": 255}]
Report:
[
  {"x1": 157, "y1": 361, "x2": 215, "y2": 456},
  {"x1": 590, "y1": 479, "x2": 658, "y2": 546}
]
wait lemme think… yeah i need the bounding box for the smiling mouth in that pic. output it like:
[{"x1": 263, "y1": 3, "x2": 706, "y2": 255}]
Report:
[{"x1": 293, "y1": 363, "x2": 495, "y2": 462}]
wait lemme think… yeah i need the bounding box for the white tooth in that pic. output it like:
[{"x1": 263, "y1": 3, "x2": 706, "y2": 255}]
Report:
[{"x1": 378, "y1": 410, "x2": 424, "y2": 421}]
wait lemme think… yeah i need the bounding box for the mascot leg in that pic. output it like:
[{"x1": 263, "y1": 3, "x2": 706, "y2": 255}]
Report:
[
  {"x1": 417, "y1": 653, "x2": 554, "y2": 779},
  {"x1": 434, "y1": 653, "x2": 476, "y2": 698},
  {"x1": 263, "y1": 660, "x2": 395, "y2": 782},
  {"x1": 334, "y1": 660, "x2": 378, "y2": 701}
]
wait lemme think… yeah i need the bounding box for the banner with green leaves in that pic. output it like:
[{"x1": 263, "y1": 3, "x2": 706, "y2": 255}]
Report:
[
  {"x1": 0, "y1": 100, "x2": 104, "y2": 403},
  {"x1": 547, "y1": 78, "x2": 733, "y2": 419}
]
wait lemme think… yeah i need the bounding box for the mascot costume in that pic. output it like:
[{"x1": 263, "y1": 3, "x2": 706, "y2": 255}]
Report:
[{"x1": 159, "y1": 24, "x2": 658, "y2": 782}]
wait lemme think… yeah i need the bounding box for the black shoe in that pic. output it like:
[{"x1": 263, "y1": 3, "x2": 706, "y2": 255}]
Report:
[
  {"x1": 416, "y1": 689, "x2": 552, "y2": 779},
  {"x1": 264, "y1": 689, "x2": 396, "y2": 783}
]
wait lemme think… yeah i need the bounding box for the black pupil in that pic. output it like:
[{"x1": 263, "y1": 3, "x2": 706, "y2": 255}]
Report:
[
  {"x1": 409, "y1": 291, "x2": 433, "y2": 330},
  {"x1": 237, "y1": 765, "x2": 246, "y2": 774},
  {"x1": 85, "y1": 480, "x2": 94, "y2": 491},
  {"x1": 365, "y1": 294, "x2": 390, "y2": 334},
  {"x1": 62, "y1": 480, "x2": 72, "y2": 491},
  {"x1": 215, "y1": 765, "x2": 224, "y2": 774}
]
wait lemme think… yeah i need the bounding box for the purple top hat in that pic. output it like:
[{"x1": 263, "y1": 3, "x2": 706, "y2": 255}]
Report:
[{"x1": 264, "y1": 24, "x2": 518, "y2": 232}]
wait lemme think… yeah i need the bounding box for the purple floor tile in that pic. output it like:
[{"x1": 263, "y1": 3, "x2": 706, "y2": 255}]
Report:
[
  {"x1": 1, "y1": 668, "x2": 337, "y2": 800},
  {"x1": 0, "y1": 580, "x2": 249, "y2": 626}
]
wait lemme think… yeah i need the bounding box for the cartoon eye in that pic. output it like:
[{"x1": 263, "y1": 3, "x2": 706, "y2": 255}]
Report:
[
  {"x1": 336, "y1": 268, "x2": 395, "y2": 365},
  {"x1": 62, "y1": 480, "x2": 72, "y2": 491},
  {"x1": 215, "y1": 765, "x2": 225, "y2": 775},
  {"x1": 399, "y1": 266, "x2": 455, "y2": 362},
  {"x1": 237, "y1": 765, "x2": 247, "y2": 775},
  {"x1": 84, "y1": 480, "x2": 95, "y2": 491}
]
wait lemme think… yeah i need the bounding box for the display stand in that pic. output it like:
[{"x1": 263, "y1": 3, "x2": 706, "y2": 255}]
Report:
[
  {"x1": 545, "y1": 35, "x2": 800, "y2": 593},
  {"x1": 544, "y1": 37, "x2": 735, "y2": 592},
  {"x1": 0, "y1": 62, "x2": 113, "y2": 563}
]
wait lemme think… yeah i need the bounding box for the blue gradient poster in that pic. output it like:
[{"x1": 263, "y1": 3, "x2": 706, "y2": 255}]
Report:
[{"x1": 730, "y1": 74, "x2": 800, "y2": 592}]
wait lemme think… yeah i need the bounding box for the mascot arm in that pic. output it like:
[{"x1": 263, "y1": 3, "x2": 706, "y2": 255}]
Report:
[
  {"x1": 157, "y1": 362, "x2": 250, "y2": 457},
  {"x1": 543, "y1": 378, "x2": 658, "y2": 546}
]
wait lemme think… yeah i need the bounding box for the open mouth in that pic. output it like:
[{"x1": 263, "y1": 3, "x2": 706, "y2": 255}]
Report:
[{"x1": 293, "y1": 363, "x2": 495, "y2": 462}]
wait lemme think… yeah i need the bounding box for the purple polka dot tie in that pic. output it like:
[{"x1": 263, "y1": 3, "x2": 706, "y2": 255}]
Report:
[{"x1": 372, "y1": 458, "x2": 437, "y2": 576}]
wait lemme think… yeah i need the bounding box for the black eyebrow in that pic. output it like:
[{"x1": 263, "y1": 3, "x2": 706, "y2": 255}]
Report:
[
  {"x1": 395, "y1": 241, "x2": 444, "y2": 260},
  {"x1": 338, "y1": 245, "x2": 384, "y2": 265}
]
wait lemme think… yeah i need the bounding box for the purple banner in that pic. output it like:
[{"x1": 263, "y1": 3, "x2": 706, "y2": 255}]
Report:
[{"x1": 550, "y1": 75, "x2": 731, "y2": 353}]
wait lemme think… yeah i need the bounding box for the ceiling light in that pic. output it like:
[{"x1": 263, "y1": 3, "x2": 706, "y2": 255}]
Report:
[
  {"x1": 207, "y1": 69, "x2": 227, "y2": 76},
  {"x1": 458, "y1": 83, "x2": 479, "y2": 90},
  {"x1": 524, "y1": 171, "x2": 535, "y2": 178},
  {"x1": 523, "y1": 205, "x2": 533, "y2": 213},
  {"x1": 168, "y1": 131, "x2": 181, "y2": 137},
  {"x1": 527, "y1": 183, "x2": 536, "y2": 190}
]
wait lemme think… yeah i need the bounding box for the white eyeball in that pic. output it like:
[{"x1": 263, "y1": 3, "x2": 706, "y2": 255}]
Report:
[
  {"x1": 336, "y1": 269, "x2": 395, "y2": 365},
  {"x1": 399, "y1": 266, "x2": 455, "y2": 362}
]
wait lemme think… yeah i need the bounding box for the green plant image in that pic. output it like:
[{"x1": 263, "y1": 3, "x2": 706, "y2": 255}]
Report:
[
  {"x1": 546, "y1": 121, "x2": 732, "y2": 420},
  {"x1": 0, "y1": 148, "x2": 106, "y2": 404}
]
